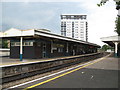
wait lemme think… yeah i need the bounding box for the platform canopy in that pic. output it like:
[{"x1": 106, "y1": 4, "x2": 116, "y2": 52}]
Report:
[
  {"x1": 101, "y1": 35, "x2": 120, "y2": 57},
  {"x1": 0, "y1": 28, "x2": 100, "y2": 47},
  {"x1": 101, "y1": 35, "x2": 120, "y2": 47}
]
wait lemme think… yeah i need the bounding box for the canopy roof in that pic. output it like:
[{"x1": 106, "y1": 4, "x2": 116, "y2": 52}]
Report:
[
  {"x1": 101, "y1": 35, "x2": 120, "y2": 47},
  {"x1": 0, "y1": 28, "x2": 100, "y2": 47}
]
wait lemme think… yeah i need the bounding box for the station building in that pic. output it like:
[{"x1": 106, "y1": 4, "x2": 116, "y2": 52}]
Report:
[{"x1": 1, "y1": 28, "x2": 100, "y2": 59}]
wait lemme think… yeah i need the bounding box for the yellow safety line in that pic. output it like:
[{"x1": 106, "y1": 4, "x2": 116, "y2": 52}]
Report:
[{"x1": 23, "y1": 54, "x2": 110, "y2": 90}]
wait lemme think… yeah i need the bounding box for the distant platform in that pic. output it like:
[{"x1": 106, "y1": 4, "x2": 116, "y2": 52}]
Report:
[{"x1": 1, "y1": 53, "x2": 102, "y2": 67}]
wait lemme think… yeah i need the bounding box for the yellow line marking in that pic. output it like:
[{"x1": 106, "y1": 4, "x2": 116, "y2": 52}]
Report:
[{"x1": 23, "y1": 54, "x2": 110, "y2": 90}]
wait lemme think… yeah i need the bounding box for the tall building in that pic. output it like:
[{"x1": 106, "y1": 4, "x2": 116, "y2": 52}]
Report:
[{"x1": 61, "y1": 14, "x2": 88, "y2": 41}]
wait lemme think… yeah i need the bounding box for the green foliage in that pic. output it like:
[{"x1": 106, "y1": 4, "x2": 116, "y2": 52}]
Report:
[
  {"x1": 116, "y1": 1, "x2": 120, "y2": 10},
  {"x1": 97, "y1": 0, "x2": 120, "y2": 7},
  {"x1": 97, "y1": 0, "x2": 109, "y2": 7},
  {"x1": 97, "y1": 2, "x2": 107, "y2": 7},
  {"x1": 115, "y1": 17, "x2": 120, "y2": 36},
  {"x1": 101, "y1": 44, "x2": 113, "y2": 51},
  {"x1": 98, "y1": 0, "x2": 120, "y2": 35},
  {"x1": 0, "y1": 39, "x2": 8, "y2": 48}
]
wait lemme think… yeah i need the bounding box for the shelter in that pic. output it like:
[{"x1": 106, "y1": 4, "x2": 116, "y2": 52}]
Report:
[
  {"x1": 0, "y1": 28, "x2": 100, "y2": 60},
  {"x1": 101, "y1": 35, "x2": 120, "y2": 57}
]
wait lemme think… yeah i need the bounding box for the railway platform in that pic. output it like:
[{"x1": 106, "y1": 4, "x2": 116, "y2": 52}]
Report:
[
  {"x1": 2, "y1": 53, "x2": 119, "y2": 89},
  {"x1": 18, "y1": 53, "x2": 119, "y2": 89},
  {"x1": 1, "y1": 52, "x2": 103, "y2": 67}
]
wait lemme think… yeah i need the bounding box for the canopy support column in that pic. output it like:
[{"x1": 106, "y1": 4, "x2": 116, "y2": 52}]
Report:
[
  {"x1": 20, "y1": 37, "x2": 23, "y2": 61},
  {"x1": 114, "y1": 42, "x2": 118, "y2": 57}
]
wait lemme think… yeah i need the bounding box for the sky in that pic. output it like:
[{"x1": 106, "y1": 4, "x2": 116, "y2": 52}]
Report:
[{"x1": 0, "y1": 0, "x2": 118, "y2": 46}]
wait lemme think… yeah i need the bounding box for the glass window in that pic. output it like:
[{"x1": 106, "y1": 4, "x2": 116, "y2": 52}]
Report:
[
  {"x1": 11, "y1": 42, "x2": 15, "y2": 46},
  {"x1": 11, "y1": 41, "x2": 33, "y2": 46},
  {"x1": 15, "y1": 42, "x2": 20, "y2": 46},
  {"x1": 23, "y1": 42, "x2": 33, "y2": 46},
  {"x1": 29, "y1": 42, "x2": 33, "y2": 46},
  {"x1": 24, "y1": 42, "x2": 28, "y2": 46},
  {"x1": 58, "y1": 48, "x2": 63, "y2": 52}
]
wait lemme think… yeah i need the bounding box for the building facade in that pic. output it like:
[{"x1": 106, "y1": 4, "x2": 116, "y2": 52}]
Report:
[{"x1": 61, "y1": 14, "x2": 88, "y2": 41}]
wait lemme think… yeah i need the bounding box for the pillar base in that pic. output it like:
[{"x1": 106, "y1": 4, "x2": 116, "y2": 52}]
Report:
[
  {"x1": 114, "y1": 53, "x2": 118, "y2": 57},
  {"x1": 20, "y1": 54, "x2": 23, "y2": 61}
]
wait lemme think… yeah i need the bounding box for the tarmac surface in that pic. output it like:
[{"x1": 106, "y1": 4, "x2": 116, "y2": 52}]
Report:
[{"x1": 7, "y1": 53, "x2": 119, "y2": 89}]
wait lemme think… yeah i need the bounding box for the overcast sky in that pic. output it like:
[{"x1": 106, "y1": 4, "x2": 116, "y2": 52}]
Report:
[{"x1": 0, "y1": 0, "x2": 118, "y2": 46}]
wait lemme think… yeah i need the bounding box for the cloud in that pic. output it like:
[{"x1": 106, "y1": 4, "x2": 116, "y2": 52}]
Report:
[
  {"x1": 76, "y1": 0, "x2": 118, "y2": 45},
  {"x1": 2, "y1": 0, "x2": 118, "y2": 46},
  {"x1": 1, "y1": 0, "x2": 93, "y2": 2},
  {"x1": 2, "y1": 3, "x2": 57, "y2": 31}
]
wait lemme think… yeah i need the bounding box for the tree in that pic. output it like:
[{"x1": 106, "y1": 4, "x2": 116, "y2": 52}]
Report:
[
  {"x1": 115, "y1": 17, "x2": 120, "y2": 35},
  {"x1": 97, "y1": 0, "x2": 120, "y2": 7},
  {"x1": 97, "y1": 0, "x2": 120, "y2": 36},
  {"x1": 101, "y1": 44, "x2": 113, "y2": 51},
  {"x1": 0, "y1": 39, "x2": 8, "y2": 48}
]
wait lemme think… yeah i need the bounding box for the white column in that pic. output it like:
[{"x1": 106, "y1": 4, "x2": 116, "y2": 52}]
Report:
[
  {"x1": 115, "y1": 42, "x2": 118, "y2": 53},
  {"x1": 114, "y1": 42, "x2": 118, "y2": 57},
  {"x1": 20, "y1": 37, "x2": 23, "y2": 61}
]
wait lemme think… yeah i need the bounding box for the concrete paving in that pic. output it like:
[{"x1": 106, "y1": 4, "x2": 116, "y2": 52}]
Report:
[
  {"x1": 35, "y1": 69, "x2": 118, "y2": 88},
  {"x1": 34, "y1": 55, "x2": 119, "y2": 88},
  {"x1": 0, "y1": 57, "x2": 58, "y2": 66},
  {"x1": 8, "y1": 54, "x2": 119, "y2": 89},
  {"x1": 86, "y1": 55, "x2": 119, "y2": 70}
]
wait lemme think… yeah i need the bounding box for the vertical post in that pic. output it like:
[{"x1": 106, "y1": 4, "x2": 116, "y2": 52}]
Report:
[
  {"x1": 114, "y1": 42, "x2": 118, "y2": 57},
  {"x1": 66, "y1": 42, "x2": 68, "y2": 53},
  {"x1": 51, "y1": 40, "x2": 53, "y2": 53},
  {"x1": 20, "y1": 37, "x2": 23, "y2": 61}
]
